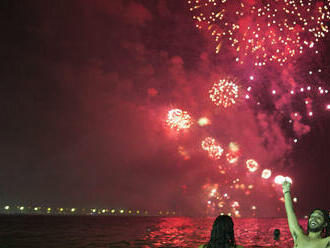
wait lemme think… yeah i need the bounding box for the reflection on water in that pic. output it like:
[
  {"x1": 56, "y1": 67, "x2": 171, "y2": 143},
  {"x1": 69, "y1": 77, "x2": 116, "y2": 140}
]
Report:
[
  {"x1": 0, "y1": 216, "x2": 306, "y2": 247},
  {"x1": 144, "y1": 217, "x2": 302, "y2": 248}
]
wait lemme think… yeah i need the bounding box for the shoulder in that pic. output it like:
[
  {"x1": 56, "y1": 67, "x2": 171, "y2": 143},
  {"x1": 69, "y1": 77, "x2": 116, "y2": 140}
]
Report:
[{"x1": 325, "y1": 236, "x2": 330, "y2": 247}]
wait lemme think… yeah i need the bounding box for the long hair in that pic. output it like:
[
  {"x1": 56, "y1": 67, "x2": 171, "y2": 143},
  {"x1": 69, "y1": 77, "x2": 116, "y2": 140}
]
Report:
[
  {"x1": 204, "y1": 215, "x2": 236, "y2": 248},
  {"x1": 308, "y1": 209, "x2": 330, "y2": 237}
]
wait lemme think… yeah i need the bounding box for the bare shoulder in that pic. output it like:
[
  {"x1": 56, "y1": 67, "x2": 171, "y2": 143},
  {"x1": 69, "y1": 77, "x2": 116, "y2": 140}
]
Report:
[
  {"x1": 326, "y1": 236, "x2": 330, "y2": 247},
  {"x1": 319, "y1": 236, "x2": 330, "y2": 247}
]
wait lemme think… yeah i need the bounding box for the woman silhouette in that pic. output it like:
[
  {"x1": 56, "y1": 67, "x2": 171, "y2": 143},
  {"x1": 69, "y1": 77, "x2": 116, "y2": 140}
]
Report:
[{"x1": 199, "y1": 215, "x2": 244, "y2": 248}]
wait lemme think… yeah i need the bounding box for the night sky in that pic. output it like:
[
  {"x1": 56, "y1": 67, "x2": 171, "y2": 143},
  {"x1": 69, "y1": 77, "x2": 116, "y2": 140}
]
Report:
[{"x1": 1, "y1": 0, "x2": 329, "y2": 217}]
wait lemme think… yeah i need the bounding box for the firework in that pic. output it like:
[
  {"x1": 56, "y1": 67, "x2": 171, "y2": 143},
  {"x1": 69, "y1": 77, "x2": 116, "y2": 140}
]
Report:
[
  {"x1": 229, "y1": 142, "x2": 239, "y2": 152},
  {"x1": 201, "y1": 137, "x2": 224, "y2": 160},
  {"x1": 188, "y1": 0, "x2": 330, "y2": 66},
  {"x1": 209, "y1": 79, "x2": 239, "y2": 108},
  {"x1": 178, "y1": 146, "x2": 190, "y2": 160},
  {"x1": 198, "y1": 117, "x2": 211, "y2": 126},
  {"x1": 274, "y1": 175, "x2": 285, "y2": 184},
  {"x1": 208, "y1": 144, "x2": 224, "y2": 160},
  {"x1": 226, "y1": 151, "x2": 239, "y2": 164},
  {"x1": 261, "y1": 169, "x2": 272, "y2": 179},
  {"x1": 231, "y1": 201, "x2": 240, "y2": 208},
  {"x1": 246, "y1": 159, "x2": 259, "y2": 172},
  {"x1": 201, "y1": 137, "x2": 217, "y2": 150},
  {"x1": 226, "y1": 142, "x2": 240, "y2": 163},
  {"x1": 166, "y1": 109, "x2": 193, "y2": 131}
]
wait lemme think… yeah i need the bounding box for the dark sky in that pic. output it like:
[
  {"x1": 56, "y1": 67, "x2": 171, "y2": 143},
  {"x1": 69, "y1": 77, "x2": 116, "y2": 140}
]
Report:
[{"x1": 0, "y1": 0, "x2": 329, "y2": 217}]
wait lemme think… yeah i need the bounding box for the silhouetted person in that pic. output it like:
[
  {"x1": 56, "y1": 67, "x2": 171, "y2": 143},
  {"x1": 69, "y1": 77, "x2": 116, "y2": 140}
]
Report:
[
  {"x1": 282, "y1": 180, "x2": 330, "y2": 248},
  {"x1": 273, "y1": 228, "x2": 280, "y2": 241},
  {"x1": 199, "y1": 215, "x2": 244, "y2": 248}
]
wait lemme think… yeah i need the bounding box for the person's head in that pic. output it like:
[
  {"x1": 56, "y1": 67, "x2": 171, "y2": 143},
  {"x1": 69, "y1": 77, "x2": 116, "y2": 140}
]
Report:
[
  {"x1": 273, "y1": 229, "x2": 280, "y2": 241},
  {"x1": 307, "y1": 209, "x2": 329, "y2": 237},
  {"x1": 205, "y1": 215, "x2": 236, "y2": 248}
]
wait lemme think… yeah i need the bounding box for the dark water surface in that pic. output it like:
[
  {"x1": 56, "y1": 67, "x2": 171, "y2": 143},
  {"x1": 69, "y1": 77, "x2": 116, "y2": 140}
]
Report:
[{"x1": 0, "y1": 215, "x2": 304, "y2": 247}]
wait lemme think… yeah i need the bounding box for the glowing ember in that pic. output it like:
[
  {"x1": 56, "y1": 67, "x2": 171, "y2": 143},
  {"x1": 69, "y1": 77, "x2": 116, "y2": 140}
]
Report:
[
  {"x1": 234, "y1": 210, "x2": 240, "y2": 217},
  {"x1": 209, "y1": 79, "x2": 239, "y2": 108},
  {"x1": 198, "y1": 117, "x2": 211, "y2": 126},
  {"x1": 166, "y1": 109, "x2": 193, "y2": 131},
  {"x1": 231, "y1": 201, "x2": 240, "y2": 208},
  {"x1": 178, "y1": 146, "x2": 190, "y2": 160},
  {"x1": 261, "y1": 169, "x2": 272, "y2": 179},
  {"x1": 226, "y1": 142, "x2": 240, "y2": 163},
  {"x1": 226, "y1": 151, "x2": 239, "y2": 164},
  {"x1": 229, "y1": 142, "x2": 239, "y2": 152},
  {"x1": 147, "y1": 88, "x2": 158, "y2": 96},
  {"x1": 246, "y1": 159, "x2": 259, "y2": 172}
]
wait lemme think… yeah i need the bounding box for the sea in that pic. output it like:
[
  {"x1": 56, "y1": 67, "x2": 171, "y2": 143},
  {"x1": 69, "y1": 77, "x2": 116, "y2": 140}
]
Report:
[{"x1": 0, "y1": 215, "x2": 306, "y2": 247}]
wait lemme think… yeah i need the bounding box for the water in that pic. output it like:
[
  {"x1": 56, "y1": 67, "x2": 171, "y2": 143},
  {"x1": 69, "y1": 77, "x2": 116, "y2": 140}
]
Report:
[{"x1": 0, "y1": 215, "x2": 305, "y2": 247}]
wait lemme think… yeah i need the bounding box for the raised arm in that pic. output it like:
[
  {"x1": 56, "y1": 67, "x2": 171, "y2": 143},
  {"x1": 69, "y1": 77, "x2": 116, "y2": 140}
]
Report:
[{"x1": 282, "y1": 181, "x2": 303, "y2": 239}]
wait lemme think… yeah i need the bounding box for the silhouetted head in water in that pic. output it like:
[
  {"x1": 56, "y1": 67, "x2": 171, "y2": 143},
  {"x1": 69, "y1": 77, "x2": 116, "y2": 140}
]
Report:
[
  {"x1": 307, "y1": 209, "x2": 329, "y2": 237},
  {"x1": 204, "y1": 215, "x2": 236, "y2": 248},
  {"x1": 273, "y1": 229, "x2": 280, "y2": 241}
]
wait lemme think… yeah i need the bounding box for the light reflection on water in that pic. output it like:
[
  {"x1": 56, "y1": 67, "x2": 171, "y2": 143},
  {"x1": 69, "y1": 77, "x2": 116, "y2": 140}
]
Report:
[
  {"x1": 0, "y1": 216, "x2": 306, "y2": 247},
  {"x1": 143, "y1": 217, "x2": 301, "y2": 248}
]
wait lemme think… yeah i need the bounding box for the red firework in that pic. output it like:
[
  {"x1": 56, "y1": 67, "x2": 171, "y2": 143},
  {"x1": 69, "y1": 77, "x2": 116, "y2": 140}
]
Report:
[
  {"x1": 275, "y1": 175, "x2": 293, "y2": 185},
  {"x1": 166, "y1": 109, "x2": 193, "y2": 131},
  {"x1": 246, "y1": 159, "x2": 259, "y2": 172},
  {"x1": 209, "y1": 79, "x2": 239, "y2": 108},
  {"x1": 201, "y1": 137, "x2": 224, "y2": 160},
  {"x1": 188, "y1": 0, "x2": 330, "y2": 66},
  {"x1": 201, "y1": 137, "x2": 217, "y2": 150},
  {"x1": 261, "y1": 169, "x2": 272, "y2": 179},
  {"x1": 208, "y1": 145, "x2": 224, "y2": 160},
  {"x1": 226, "y1": 151, "x2": 239, "y2": 164}
]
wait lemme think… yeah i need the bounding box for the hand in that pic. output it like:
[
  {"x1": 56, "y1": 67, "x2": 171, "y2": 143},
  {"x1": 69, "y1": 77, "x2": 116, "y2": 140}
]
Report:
[{"x1": 282, "y1": 180, "x2": 291, "y2": 194}]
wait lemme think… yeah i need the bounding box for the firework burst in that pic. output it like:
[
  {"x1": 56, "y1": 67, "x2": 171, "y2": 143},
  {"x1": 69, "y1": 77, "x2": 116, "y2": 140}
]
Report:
[
  {"x1": 188, "y1": 0, "x2": 330, "y2": 66},
  {"x1": 261, "y1": 169, "x2": 272, "y2": 179},
  {"x1": 246, "y1": 159, "x2": 259, "y2": 172},
  {"x1": 166, "y1": 109, "x2": 193, "y2": 131},
  {"x1": 201, "y1": 137, "x2": 224, "y2": 160},
  {"x1": 201, "y1": 137, "x2": 217, "y2": 150},
  {"x1": 209, "y1": 79, "x2": 239, "y2": 107}
]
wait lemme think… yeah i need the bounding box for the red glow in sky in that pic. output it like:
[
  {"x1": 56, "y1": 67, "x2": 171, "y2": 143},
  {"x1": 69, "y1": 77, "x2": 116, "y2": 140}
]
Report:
[{"x1": 188, "y1": 0, "x2": 330, "y2": 66}]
